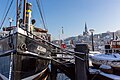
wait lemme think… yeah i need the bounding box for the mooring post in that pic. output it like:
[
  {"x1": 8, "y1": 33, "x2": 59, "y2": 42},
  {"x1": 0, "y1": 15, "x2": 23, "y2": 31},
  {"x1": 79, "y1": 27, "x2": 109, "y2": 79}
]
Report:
[
  {"x1": 74, "y1": 43, "x2": 89, "y2": 80},
  {"x1": 51, "y1": 51, "x2": 57, "y2": 80},
  {"x1": 51, "y1": 60, "x2": 57, "y2": 80}
]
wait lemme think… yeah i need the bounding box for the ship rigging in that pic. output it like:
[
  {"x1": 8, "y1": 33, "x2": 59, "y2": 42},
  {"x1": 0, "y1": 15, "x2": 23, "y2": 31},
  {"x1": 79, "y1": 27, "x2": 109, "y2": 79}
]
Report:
[{"x1": 0, "y1": 0, "x2": 51, "y2": 80}]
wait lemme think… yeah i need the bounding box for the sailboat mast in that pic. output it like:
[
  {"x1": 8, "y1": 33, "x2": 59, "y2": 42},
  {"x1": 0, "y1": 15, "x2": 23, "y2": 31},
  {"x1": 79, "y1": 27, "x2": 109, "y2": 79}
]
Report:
[{"x1": 23, "y1": 0, "x2": 26, "y2": 26}]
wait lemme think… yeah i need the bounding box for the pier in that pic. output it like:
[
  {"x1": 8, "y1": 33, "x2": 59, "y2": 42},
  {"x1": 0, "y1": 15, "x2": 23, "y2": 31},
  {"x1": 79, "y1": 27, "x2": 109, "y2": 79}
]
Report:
[
  {"x1": 49, "y1": 43, "x2": 120, "y2": 80},
  {"x1": 50, "y1": 43, "x2": 89, "y2": 80}
]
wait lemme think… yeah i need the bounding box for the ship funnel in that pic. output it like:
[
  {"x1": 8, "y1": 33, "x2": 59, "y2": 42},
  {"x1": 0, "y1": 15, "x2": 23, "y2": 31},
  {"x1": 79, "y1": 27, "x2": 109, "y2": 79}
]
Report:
[{"x1": 26, "y1": 3, "x2": 32, "y2": 32}]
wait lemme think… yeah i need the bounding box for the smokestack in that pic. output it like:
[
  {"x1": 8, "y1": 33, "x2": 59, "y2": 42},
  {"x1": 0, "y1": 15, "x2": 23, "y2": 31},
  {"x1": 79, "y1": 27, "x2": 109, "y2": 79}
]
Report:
[
  {"x1": 23, "y1": 0, "x2": 26, "y2": 26},
  {"x1": 26, "y1": 3, "x2": 32, "y2": 32}
]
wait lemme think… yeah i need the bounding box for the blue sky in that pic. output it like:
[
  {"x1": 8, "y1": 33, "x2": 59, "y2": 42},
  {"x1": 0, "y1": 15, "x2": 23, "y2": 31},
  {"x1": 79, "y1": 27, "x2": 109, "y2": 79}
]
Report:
[
  {"x1": 40, "y1": 0, "x2": 120, "y2": 40},
  {"x1": 0, "y1": 0, "x2": 120, "y2": 40}
]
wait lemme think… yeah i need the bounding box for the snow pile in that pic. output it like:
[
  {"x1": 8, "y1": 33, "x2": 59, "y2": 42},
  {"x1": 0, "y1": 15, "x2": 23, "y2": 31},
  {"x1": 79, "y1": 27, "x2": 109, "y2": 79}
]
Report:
[
  {"x1": 89, "y1": 53, "x2": 120, "y2": 67},
  {"x1": 90, "y1": 53, "x2": 120, "y2": 61},
  {"x1": 89, "y1": 51, "x2": 101, "y2": 54},
  {"x1": 99, "y1": 64, "x2": 111, "y2": 69},
  {"x1": 89, "y1": 68, "x2": 120, "y2": 80},
  {"x1": 101, "y1": 72, "x2": 120, "y2": 80}
]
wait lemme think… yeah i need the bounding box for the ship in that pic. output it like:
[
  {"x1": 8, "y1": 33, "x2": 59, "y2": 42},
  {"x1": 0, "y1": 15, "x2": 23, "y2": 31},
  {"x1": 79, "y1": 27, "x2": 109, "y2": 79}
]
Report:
[{"x1": 0, "y1": 0, "x2": 51, "y2": 80}]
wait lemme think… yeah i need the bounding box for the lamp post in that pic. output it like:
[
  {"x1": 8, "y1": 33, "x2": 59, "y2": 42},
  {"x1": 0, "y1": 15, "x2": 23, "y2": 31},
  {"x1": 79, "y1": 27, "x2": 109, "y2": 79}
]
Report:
[
  {"x1": 89, "y1": 29, "x2": 95, "y2": 51},
  {"x1": 8, "y1": 18, "x2": 14, "y2": 27}
]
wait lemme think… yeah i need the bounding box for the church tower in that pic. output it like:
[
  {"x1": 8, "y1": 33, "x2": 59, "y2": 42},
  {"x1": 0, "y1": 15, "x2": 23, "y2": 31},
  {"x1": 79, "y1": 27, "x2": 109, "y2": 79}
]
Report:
[{"x1": 83, "y1": 22, "x2": 89, "y2": 36}]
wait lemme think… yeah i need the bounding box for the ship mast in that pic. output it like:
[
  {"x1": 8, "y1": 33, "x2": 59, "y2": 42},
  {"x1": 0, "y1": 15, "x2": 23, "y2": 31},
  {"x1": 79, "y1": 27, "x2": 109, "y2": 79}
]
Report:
[
  {"x1": 16, "y1": 0, "x2": 18, "y2": 27},
  {"x1": 16, "y1": 0, "x2": 22, "y2": 27},
  {"x1": 23, "y1": 0, "x2": 27, "y2": 27}
]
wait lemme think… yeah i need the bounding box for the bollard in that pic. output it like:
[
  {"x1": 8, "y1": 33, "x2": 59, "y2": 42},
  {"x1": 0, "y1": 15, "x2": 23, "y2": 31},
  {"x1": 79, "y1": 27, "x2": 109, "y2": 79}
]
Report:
[
  {"x1": 50, "y1": 56, "x2": 57, "y2": 80},
  {"x1": 74, "y1": 43, "x2": 89, "y2": 80}
]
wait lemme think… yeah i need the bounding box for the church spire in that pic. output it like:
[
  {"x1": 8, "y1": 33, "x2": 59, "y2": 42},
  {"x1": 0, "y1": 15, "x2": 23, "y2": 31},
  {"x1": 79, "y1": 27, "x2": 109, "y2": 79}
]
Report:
[
  {"x1": 83, "y1": 22, "x2": 89, "y2": 36},
  {"x1": 85, "y1": 22, "x2": 88, "y2": 32}
]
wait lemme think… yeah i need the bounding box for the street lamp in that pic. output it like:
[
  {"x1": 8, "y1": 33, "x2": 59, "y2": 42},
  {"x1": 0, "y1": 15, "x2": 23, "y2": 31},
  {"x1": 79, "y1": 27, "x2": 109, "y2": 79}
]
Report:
[
  {"x1": 8, "y1": 18, "x2": 14, "y2": 27},
  {"x1": 89, "y1": 29, "x2": 95, "y2": 51}
]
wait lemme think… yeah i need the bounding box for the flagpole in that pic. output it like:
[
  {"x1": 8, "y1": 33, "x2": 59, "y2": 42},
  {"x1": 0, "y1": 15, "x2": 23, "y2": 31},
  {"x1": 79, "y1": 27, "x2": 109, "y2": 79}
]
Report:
[{"x1": 62, "y1": 26, "x2": 64, "y2": 42}]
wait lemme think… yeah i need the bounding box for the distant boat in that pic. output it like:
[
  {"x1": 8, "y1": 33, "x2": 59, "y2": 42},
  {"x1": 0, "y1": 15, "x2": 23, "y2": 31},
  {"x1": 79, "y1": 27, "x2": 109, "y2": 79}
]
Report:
[{"x1": 0, "y1": 0, "x2": 51, "y2": 80}]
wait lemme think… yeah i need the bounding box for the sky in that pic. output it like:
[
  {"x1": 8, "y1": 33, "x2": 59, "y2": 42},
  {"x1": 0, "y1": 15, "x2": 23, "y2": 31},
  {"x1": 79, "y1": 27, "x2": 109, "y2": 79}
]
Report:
[{"x1": 0, "y1": 0, "x2": 120, "y2": 40}]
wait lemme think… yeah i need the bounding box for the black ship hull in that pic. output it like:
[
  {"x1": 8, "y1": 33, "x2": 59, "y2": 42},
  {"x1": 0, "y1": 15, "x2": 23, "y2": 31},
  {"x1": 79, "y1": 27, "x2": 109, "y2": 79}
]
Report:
[{"x1": 0, "y1": 32, "x2": 50, "y2": 80}]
